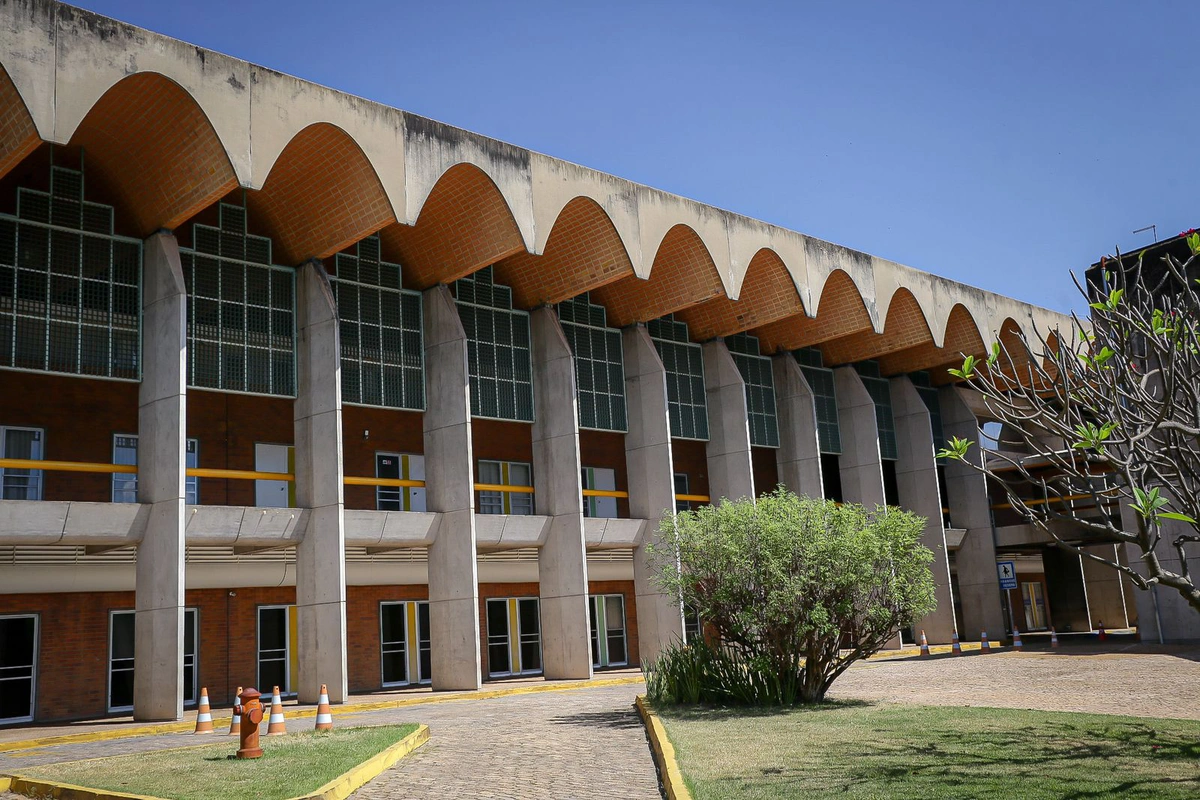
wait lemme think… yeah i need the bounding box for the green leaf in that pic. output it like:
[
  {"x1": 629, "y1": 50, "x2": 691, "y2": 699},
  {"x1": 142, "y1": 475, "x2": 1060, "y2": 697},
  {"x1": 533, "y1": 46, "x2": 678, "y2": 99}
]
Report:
[
  {"x1": 936, "y1": 436, "x2": 971, "y2": 461},
  {"x1": 1159, "y1": 512, "x2": 1198, "y2": 524},
  {"x1": 987, "y1": 342, "x2": 1001, "y2": 367}
]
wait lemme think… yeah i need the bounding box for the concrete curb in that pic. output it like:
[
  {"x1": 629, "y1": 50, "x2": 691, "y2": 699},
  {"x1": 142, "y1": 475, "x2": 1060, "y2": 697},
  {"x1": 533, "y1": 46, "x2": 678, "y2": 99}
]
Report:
[
  {"x1": 634, "y1": 695, "x2": 691, "y2": 800},
  {"x1": 0, "y1": 675, "x2": 644, "y2": 754},
  {"x1": 1, "y1": 725, "x2": 430, "y2": 800}
]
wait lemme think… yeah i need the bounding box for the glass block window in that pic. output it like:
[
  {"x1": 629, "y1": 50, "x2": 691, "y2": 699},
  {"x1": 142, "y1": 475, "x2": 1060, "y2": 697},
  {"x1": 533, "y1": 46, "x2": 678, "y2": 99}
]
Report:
[
  {"x1": 332, "y1": 236, "x2": 424, "y2": 410},
  {"x1": 558, "y1": 293, "x2": 626, "y2": 432},
  {"x1": 454, "y1": 267, "x2": 533, "y2": 422},
  {"x1": 180, "y1": 204, "x2": 295, "y2": 396},
  {"x1": 725, "y1": 333, "x2": 778, "y2": 448},
  {"x1": 0, "y1": 166, "x2": 141, "y2": 380},
  {"x1": 794, "y1": 347, "x2": 840, "y2": 455},
  {"x1": 910, "y1": 371, "x2": 947, "y2": 456},
  {"x1": 854, "y1": 360, "x2": 897, "y2": 461},
  {"x1": 648, "y1": 314, "x2": 708, "y2": 441}
]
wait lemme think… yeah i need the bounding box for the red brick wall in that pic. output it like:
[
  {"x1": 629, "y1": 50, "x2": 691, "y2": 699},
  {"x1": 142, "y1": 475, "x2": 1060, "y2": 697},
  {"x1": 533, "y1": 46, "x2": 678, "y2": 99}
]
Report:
[
  {"x1": 471, "y1": 419, "x2": 533, "y2": 513},
  {"x1": 580, "y1": 430, "x2": 630, "y2": 518},
  {"x1": 342, "y1": 407, "x2": 423, "y2": 511},
  {"x1": 186, "y1": 390, "x2": 294, "y2": 506},
  {"x1": 752, "y1": 446, "x2": 780, "y2": 497},
  {"x1": 671, "y1": 439, "x2": 709, "y2": 499}
]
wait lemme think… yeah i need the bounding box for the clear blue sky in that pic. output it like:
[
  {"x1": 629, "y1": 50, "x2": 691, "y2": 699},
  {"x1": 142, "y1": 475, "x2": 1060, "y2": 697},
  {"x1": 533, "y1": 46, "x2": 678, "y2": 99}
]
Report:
[{"x1": 81, "y1": 1, "x2": 1199, "y2": 314}]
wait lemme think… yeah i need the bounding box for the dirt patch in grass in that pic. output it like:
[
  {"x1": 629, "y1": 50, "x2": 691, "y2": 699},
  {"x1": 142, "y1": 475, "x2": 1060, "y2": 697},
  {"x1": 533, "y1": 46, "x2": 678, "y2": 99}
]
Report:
[
  {"x1": 656, "y1": 702, "x2": 1200, "y2": 799},
  {"x1": 15, "y1": 724, "x2": 420, "y2": 800}
]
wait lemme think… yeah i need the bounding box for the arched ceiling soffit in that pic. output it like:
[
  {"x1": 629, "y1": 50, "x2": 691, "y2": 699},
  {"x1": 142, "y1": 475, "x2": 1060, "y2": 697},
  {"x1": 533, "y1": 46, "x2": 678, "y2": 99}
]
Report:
[
  {"x1": 245, "y1": 122, "x2": 395, "y2": 266},
  {"x1": 66, "y1": 72, "x2": 238, "y2": 237},
  {"x1": 0, "y1": 62, "x2": 41, "y2": 181},
  {"x1": 751, "y1": 269, "x2": 873, "y2": 353},
  {"x1": 378, "y1": 162, "x2": 526, "y2": 290},
  {"x1": 589, "y1": 223, "x2": 724, "y2": 328},
  {"x1": 675, "y1": 248, "x2": 804, "y2": 341},
  {"x1": 820, "y1": 288, "x2": 934, "y2": 367},
  {"x1": 493, "y1": 195, "x2": 634, "y2": 309},
  {"x1": 879, "y1": 303, "x2": 986, "y2": 378}
]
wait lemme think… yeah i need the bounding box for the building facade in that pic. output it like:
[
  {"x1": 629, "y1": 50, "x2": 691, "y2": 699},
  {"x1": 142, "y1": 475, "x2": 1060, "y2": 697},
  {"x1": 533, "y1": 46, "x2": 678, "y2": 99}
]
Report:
[{"x1": 0, "y1": 1, "x2": 1119, "y2": 726}]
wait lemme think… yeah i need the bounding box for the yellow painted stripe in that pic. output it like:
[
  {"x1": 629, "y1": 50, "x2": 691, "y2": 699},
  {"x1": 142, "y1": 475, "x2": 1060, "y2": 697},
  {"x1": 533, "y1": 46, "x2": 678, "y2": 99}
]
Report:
[
  {"x1": 186, "y1": 467, "x2": 294, "y2": 481},
  {"x1": 290, "y1": 725, "x2": 429, "y2": 800},
  {"x1": 344, "y1": 476, "x2": 426, "y2": 488},
  {"x1": 582, "y1": 489, "x2": 629, "y2": 498},
  {"x1": 635, "y1": 696, "x2": 692, "y2": 800},
  {"x1": 473, "y1": 483, "x2": 535, "y2": 493},
  {"x1": 674, "y1": 493, "x2": 709, "y2": 503},
  {"x1": 0, "y1": 458, "x2": 136, "y2": 474}
]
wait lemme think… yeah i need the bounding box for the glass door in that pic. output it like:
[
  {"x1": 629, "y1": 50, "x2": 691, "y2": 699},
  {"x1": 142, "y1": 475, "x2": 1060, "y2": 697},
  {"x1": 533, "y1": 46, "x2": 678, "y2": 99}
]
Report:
[
  {"x1": 380, "y1": 602, "x2": 408, "y2": 687},
  {"x1": 0, "y1": 615, "x2": 37, "y2": 724},
  {"x1": 416, "y1": 601, "x2": 432, "y2": 684},
  {"x1": 589, "y1": 595, "x2": 627, "y2": 668},
  {"x1": 1022, "y1": 581, "x2": 1048, "y2": 630},
  {"x1": 258, "y1": 605, "x2": 296, "y2": 694},
  {"x1": 254, "y1": 443, "x2": 293, "y2": 508},
  {"x1": 1, "y1": 427, "x2": 43, "y2": 500},
  {"x1": 517, "y1": 598, "x2": 542, "y2": 675},
  {"x1": 183, "y1": 609, "x2": 198, "y2": 707},
  {"x1": 486, "y1": 599, "x2": 511, "y2": 677},
  {"x1": 108, "y1": 611, "x2": 135, "y2": 713}
]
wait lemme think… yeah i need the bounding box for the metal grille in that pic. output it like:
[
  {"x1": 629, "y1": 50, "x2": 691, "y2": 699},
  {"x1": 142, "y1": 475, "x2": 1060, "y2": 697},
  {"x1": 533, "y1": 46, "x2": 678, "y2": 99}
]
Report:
[
  {"x1": 180, "y1": 204, "x2": 295, "y2": 396},
  {"x1": 0, "y1": 166, "x2": 141, "y2": 380},
  {"x1": 855, "y1": 360, "x2": 897, "y2": 461},
  {"x1": 725, "y1": 333, "x2": 778, "y2": 448},
  {"x1": 332, "y1": 236, "x2": 424, "y2": 410},
  {"x1": 558, "y1": 293, "x2": 626, "y2": 432},
  {"x1": 909, "y1": 371, "x2": 946, "y2": 456},
  {"x1": 795, "y1": 347, "x2": 841, "y2": 455},
  {"x1": 454, "y1": 267, "x2": 533, "y2": 422},
  {"x1": 648, "y1": 314, "x2": 708, "y2": 441}
]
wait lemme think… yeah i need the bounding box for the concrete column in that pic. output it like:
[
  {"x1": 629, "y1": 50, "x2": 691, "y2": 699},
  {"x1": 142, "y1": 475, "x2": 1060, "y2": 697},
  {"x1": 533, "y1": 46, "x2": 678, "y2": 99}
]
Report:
[
  {"x1": 1081, "y1": 544, "x2": 1131, "y2": 630},
  {"x1": 940, "y1": 386, "x2": 1005, "y2": 639},
  {"x1": 133, "y1": 231, "x2": 186, "y2": 721},
  {"x1": 423, "y1": 285, "x2": 482, "y2": 689},
  {"x1": 703, "y1": 339, "x2": 755, "y2": 503},
  {"x1": 890, "y1": 376, "x2": 956, "y2": 642},
  {"x1": 624, "y1": 325, "x2": 684, "y2": 664},
  {"x1": 293, "y1": 260, "x2": 348, "y2": 704},
  {"x1": 772, "y1": 354, "x2": 823, "y2": 498},
  {"x1": 833, "y1": 367, "x2": 886, "y2": 507},
  {"x1": 530, "y1": 308, "x2": 592, "y2": 680}
]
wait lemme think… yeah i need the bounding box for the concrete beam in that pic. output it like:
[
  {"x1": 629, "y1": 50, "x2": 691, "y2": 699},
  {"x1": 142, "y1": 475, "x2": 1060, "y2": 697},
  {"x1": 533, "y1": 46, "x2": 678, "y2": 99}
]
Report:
[
  {"x1": 293, "y1": 261, "x2": 348, "y2": 704},
  {"x1": 702, "y1": 339, "x2": 755, "y2": 503},
  {"x1": 530, "y1": 308, "x2": 592, "y2": 680},
  {"x1": 133, "y1": 231, "x2": 186, "y2": 722},
  {"x1": 833, "y1": 367, "x2": 886, "y2": 507},
  {"x1": 623, "y1": 325, "x2": 684, "y2": 663},
  {"x1": 772, "y1": 354, "x2": 823, "y2": 498},
  {"x1": 422, "y1": 285, "x2": 482, "y2": 689}
]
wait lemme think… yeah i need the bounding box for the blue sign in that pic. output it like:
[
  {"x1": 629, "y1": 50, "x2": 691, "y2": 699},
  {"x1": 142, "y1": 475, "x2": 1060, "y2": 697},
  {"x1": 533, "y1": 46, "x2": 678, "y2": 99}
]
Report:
[{"x1": 997, "y1": 560, "x2": 1018, "y2": 590}]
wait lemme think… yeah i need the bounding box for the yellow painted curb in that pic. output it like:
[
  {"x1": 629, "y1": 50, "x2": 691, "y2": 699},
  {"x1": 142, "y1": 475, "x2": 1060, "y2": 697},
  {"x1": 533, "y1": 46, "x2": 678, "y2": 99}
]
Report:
[
  {"x1": 635, "y1": 695, "x2": 691, "y2": 800},
  {"x1": 2, "y1": 725, "x2": 430, "y2": 800},
  {"x1": 868, "y1": 642, "x2": 992, "y2": 660},
  {"x1": 0, "y1": 675, "x2": 644, "y2": 754}
]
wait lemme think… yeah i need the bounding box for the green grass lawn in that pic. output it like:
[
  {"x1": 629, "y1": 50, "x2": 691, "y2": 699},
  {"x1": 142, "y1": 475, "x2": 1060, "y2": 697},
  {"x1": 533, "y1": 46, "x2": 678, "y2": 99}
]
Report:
[
  {"x1": 15, "y1": 724, "x2": 419, "y2": 800},
  {"x1": 656, "y1": 703, "x2": 1200, "y2": 799}
]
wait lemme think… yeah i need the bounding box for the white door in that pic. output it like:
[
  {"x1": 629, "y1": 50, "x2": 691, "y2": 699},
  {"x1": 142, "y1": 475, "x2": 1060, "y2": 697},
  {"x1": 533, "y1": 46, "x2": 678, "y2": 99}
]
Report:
[{"x1": 255, "y1": 443, "x2": 291, "y2": 508}]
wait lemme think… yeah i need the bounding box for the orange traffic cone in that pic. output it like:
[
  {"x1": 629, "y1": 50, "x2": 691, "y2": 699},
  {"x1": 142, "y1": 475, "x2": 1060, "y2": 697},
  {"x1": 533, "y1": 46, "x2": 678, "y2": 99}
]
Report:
[
  {"x1": 314, "y1": 684, "x2": 333, "y2": 731},
  {"x1": 266, "y1": 686, "x2": 287, "y2": 735},
  {"x1": 919, "y1": 630, "x2": 931, "y2": 657},
  {"x1": 1050, "y1": 628, "x2": 1060, "y2": 648},
  {"x1": 951, "y1": 630, "x2": 962, "y2": 655},
  {"x1": 980, "y1": 631, "x2": 990, "y2": 653},
  {"x1": 228, "y1": 687, "x2": 243, "y2": 736},
  {"x1": 1012, "y1": 628, "x2": 1023, "y2": 651},
  {"x1": 194, "y1": 687, "x2": 214, "y2": 734},
  {"x1": 1097, "y1": 622, "x2": 1106, "y2": 642}
]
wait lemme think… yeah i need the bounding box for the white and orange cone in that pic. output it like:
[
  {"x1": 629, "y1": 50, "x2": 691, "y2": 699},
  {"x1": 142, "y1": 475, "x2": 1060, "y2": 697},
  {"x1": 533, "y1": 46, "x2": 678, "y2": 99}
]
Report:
[
  {"x1": 228, "y1": 686, "x2": 243, "y2": 736},
  {"x1": 266, "y1": 686, "x2": 287, "y2": 735},
  {"x1": 951, "y1": 630, "x2": 962, "y2": 655},
  {"x1": 919, "y1": 630, "x2": 931, "y2": 657},
  {"x1": 1098, "y1": 622, "x2": 1106, "y2": 642},
  {"x1": 314, "y1": 684, "x2": 333, "y2": 731},
  {"x1": 1050, "y1": 628, "x2": 1060, "y2": 648},
  {"x1": 980, "y1": 631, "x2": 990, "y2": 653},
  {"x1": 194, "y1": 687, "x2": 214, "y2": 734},
  {"x1": 1012, "y1": 628, "x2": 1023, "y2": 651}
]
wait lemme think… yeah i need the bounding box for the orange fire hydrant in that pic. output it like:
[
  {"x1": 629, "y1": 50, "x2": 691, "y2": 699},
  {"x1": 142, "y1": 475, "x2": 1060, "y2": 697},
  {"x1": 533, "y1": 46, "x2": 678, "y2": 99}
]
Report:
[{"x1": 233, "y1": 687, "x2": 265, "y2": 759}]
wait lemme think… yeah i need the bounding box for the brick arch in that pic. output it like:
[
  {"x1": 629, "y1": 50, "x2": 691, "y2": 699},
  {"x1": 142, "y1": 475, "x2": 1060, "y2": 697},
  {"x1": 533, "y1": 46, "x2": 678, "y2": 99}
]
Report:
[
  {"x1": 378, "y1": 162, "x2": 526, "y2": 290},
  {"x1": 751, "y1": 268, "x2": 873, "y2": 353},
  {"x1": 675, "y1": 248, "x2": 804, "y2": 340},
  {"x1": 245, "y1": 122, "x2": 396, "y2": 266},
  {"x1": 493, "y1": 195, "x2": 634, "y2": 309},
  {"x1": 820, "y1": 287, "x2": 934, "y2": 367},
  {"x1": 879, "y1": 302, "x2": 987, "y2": 378},
  {"x1": 66, "y1": 71, "x2": 238, "y2": 237},
  {"x1": 0, "y1": 62, "x2": 40, "y2": 181},
  {"x1": 590, "y1": 223, "x2": 724, "y2": 327}
]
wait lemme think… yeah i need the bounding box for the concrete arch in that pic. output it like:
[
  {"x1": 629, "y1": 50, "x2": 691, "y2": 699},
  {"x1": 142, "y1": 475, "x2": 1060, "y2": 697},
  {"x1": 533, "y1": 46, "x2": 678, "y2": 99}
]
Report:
[
  {"x1": 590, "y1": 223, "x2": 725, "y2": 328},
  {"x1": 494, "y1": 195, "x2": 636, "y2": 309},
  {"x1": 751, "y1": 267, "x2": 875, "y2": 354},
  {"x1": 805, "y1": 239, "x2": 878, "y2": 327},
  {"x1": 878, "y1": 302, "x2": 988, "y2": 378},
  {"x1": 529, "y1": 153, "x2": 640, "y2": 264},
  {"x1": 66, "y1": 71, "x2": 239, "y2": 237},
  {"x1": 379, "y1": 162, "x2": 526, "y2": 290},
  {"x1": 820, "y1": 287, "x2": 936, "y2": 367},
  {"x1": 246, "y1": 122, "x2": 396, "y2": 266},
  {"x1": 0, "y1": 62, "x2": 42, "y2": 181},
  {"x1": 675, "y1": 247, "x2": 805, "y2": 341},
  {"x1": 635, "y1": 187, "x2": 733, "y2": 292}
]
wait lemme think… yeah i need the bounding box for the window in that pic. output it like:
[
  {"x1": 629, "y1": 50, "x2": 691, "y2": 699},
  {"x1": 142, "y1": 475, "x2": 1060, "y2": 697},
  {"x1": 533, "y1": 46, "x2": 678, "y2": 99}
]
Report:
[
  {"x1": 454, "y1": 267, "x2": 533, "y2": 422},
  {"x1": 0, "y1": 614, "x2": 37, "y2": 724},
  {"x1": 683, "y1": 603, "x2": 703, "y2": 644},
  {"x1": 558, "y1": 293, "x2": 626, "y2": 432},
  {"x1": 376, "y1": 453, "x2": 425, "y2": 511},
  {"x1": 332, "y1": 236, "x2": 424, "y2": 411},
  {"x1": 379, "y1": 600, "x2": 432, "y2": 687},
  {"x1": 854, "y1": 361, "x2": 897, "y2": 461},
  {"x1": 485, "y1": 597, "x2": 542, "y2": 678},
  {"x1": 0, "y1": 165, "x2": 141, "y2": 381},
  {"x1": 648, "y1": 315, "x2": 708, "y2": 441},
  {"x1": 674, "y1": 473, "x2": 692, "y2": 513},
  {"x1": 1, "y1": 426, "x2": 43, "y2": 500},
  {"x1": 181, "y1": 204, "x2": 295, "y2": 396},
  {"x1": 477, "y1": 460, "x2": 533, "y2": 515},
  {"x1": 725, "y1": 333, "x2": 779, "y2": 448},
  {"x1": 795, "y1": 347, "x2": 841, "y2": 455},
  {"x1": 107, "y1": 609, "x2": 198, "y2": 713},
  {"x1": 909, "y1": 371, "x2": 946, "y2": 455},
  {"x1": 582, "y1": 467, "x2": 619, "y2": 518},
  {"x1": 589, "y1": 594, "x2": 627, "y2": 668},
  {"x1": 111, "y1": 435, "x2": 200, "y2": 504}
]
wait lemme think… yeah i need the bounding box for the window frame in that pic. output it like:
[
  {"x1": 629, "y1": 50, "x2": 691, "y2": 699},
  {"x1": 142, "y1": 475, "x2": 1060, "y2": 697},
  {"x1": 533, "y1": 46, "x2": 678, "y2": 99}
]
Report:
[
  {"x1": 0, "y1": 425, "x2": 44, "y2": 501},
  {"x1": 110, "y1": 434, "x2": 200, "y2": 504},
  {"x1": 0, "y1": 612, "x2": 38, "y2": 725},
  {"x1": 476, "y1": 459, "x2": 534, "y2": 515}
]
